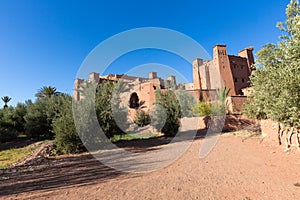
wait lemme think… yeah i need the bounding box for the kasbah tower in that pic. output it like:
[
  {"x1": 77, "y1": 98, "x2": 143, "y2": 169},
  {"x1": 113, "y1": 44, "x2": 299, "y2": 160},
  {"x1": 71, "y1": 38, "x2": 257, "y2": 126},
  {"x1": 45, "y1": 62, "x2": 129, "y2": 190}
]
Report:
[
  {"x1": 193, "y1": 45, "x2": 254, "y2": 96},
  {"x1": 74, "y1": 45, "x2": 255, "y2": 115}
]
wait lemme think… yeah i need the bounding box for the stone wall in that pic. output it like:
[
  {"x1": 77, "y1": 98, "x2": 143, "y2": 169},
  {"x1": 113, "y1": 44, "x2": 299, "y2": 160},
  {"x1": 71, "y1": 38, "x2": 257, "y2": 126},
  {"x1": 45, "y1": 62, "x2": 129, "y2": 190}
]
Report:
[
  {"x1": 260, "y1": 119, "x2": 279, "y2": 144},
  {"x1": 186, "y1": 89, "x2": 217, "y2": 102},
  {"x1": 227, "y1": 96, "x2": 248, "y2": 114},
  {"x1": 260, "y1": 119, "x2": 299, "y2": 149},
  {"x1": 228, "y1": 55, "x2": 251, "y2": 95}
]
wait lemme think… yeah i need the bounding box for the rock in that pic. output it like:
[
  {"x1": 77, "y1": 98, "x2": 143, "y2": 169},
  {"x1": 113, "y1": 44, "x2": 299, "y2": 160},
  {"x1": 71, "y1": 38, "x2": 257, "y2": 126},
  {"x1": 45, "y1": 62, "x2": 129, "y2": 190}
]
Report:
[{"x1": 13, "y1": 141, "x2": 55, "y2": 167}]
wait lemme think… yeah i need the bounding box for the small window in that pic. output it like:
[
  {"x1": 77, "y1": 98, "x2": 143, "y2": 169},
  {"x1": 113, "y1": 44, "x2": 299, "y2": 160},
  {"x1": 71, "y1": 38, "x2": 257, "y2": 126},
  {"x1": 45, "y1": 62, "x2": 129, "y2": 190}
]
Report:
[
  {"x1": 234, "y1": 78, "x2": 238, "y2": 82},
  {"x1": 242, "y1": 78, "x2": 245, "y2": 83}
]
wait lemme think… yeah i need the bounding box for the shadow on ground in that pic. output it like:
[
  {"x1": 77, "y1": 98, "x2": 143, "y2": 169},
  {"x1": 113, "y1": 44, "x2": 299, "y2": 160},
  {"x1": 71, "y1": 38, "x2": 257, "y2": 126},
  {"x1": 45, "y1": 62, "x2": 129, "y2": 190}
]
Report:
[
  {"x1": 0, "y1": 115, "x2": 260, "y2": 197},
  {"x1": 0, "y1": 153, "x2": 134, "y2": 197},
  {"x1": 0, "y1": 139, "x2": 38, "y2": 151},
  {"x1": 0, "y1": 128, "x2": 209, "y2": 197}
]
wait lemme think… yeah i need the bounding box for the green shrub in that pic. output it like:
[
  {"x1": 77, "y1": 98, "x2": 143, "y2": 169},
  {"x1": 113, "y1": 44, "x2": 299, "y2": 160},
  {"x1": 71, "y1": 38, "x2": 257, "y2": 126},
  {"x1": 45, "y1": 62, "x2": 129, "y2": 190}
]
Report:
[
  {"x1": 176, "y1": 90, "x2": 196, "y2": 117},
  {"x1": 24, "y1": 99, "x2": 53, "y2": 139},
  {"x1": 134, "y1": 109, "x2": 150, "y2": 127},
  {"x1": 94, "y1": 81, "x2": 128, "y2": 138},
  {"x1": 24, "y1": 94, "x2": 69, "y2": 140},
  {"x1": 211, "y1": 102, "x2": 226, "y2": 116},
  {"x1": 243, "y1": 1, "x2": 300, "y2": 129},
  {"x1": 152, "y1": 89, "x2": 181, "y2": 137},
  {"x1": 0, "y1": 107, "x2": 16, "y2": 128},
  {"x1": 13, "y1": 103, "x2": 27, "y2": 132},
  {"x1": 192, "y1": 101, "x2": 212, "y2": 116},
  {"x1": 53, "y1": 96, "x2": 82, "y2": 154},
  {"x1": 0, "y1": 108, "x2": 18, "y2": 142},
  {"x1": 0, "y1": 127, "x2": 18, "y2": 143}
]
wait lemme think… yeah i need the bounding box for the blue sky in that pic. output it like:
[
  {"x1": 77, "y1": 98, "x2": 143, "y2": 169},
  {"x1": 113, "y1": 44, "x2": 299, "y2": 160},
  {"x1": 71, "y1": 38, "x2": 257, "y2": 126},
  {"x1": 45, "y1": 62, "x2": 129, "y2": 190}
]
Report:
[{"x1": 0, "y1": 0, "x2": 290, "y2": 106}]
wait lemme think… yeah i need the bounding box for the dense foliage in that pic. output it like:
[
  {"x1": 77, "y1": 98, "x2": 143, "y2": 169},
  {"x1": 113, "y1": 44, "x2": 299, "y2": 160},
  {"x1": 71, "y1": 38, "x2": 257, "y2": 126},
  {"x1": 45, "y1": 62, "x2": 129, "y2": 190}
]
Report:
[
  {"x1": 134, "y1": 109, "x2": 150, "y2": 127},
  {"x1": 94, "y1": 81, "x2": 129, "y2": 137},
  {"x1": 24, "y1": 94, "x2": 70, "y2": 139},
  {"x1": 176, "y1": 89, "x2": 196, "y2": 117},
  {"x1": 0, "y1": 103, "x2": 28, "y2": 142},
  {"x1": 53, "y1": 95, "x2": 81, "y2": 154},
  {"x1": 151, "y1": 89, "x2": 181, "y2": 137},
  {"x1": 192, "y1": 87, "x2": 229, "y2": 117},
  {"x1": 244, "y1": 0, "x2": 300, "y2": 129},
  {"x1": 193, "y1": 101, "x2": 212, "y2": 117}
]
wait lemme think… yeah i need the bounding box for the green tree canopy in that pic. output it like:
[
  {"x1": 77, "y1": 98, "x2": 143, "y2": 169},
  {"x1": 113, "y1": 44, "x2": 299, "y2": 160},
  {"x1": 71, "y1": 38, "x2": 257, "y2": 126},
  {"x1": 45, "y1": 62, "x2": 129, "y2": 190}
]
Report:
[
  {"x1": 244, "y1": 0, "x2": 300, "y2": 128},
  {"x1": 151, "y1": 89, "x2": 181, "y2": 137}
]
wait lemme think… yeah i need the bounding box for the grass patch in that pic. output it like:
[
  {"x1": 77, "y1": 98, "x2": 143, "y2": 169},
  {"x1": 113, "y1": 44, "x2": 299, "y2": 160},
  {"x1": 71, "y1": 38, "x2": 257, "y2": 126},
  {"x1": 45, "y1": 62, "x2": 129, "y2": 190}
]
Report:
[
  {"x1": 0, "y1": 143, "x2": 41, "y2": 169},
  {"x1": 110, "y1": 132, "x2": 162, "y2": 143},
  {"x1": 17, "y1": 133, "x2": 28, "y2": 139}
]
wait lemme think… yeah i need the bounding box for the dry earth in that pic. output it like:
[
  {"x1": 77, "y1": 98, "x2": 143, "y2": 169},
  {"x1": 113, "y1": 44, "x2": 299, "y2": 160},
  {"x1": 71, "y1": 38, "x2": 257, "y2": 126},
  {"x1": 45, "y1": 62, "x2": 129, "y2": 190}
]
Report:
[{"x1": 1, "y1": 132, "x2": 300, "y2": 200}]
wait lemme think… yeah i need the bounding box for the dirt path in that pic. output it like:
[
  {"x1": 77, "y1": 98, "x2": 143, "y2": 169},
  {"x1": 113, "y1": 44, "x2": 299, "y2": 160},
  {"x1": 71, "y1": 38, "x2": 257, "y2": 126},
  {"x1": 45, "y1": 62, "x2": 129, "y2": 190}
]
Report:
[{"x1": 1, "y1": 135, "x2": 300, "y2": 200}]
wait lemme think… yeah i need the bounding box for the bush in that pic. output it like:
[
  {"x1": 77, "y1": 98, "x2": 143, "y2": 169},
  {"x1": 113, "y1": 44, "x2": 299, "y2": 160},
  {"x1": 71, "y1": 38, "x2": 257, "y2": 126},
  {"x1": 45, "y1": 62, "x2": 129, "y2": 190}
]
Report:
[
  {"x1": 24, "y1": 94, "x2": 70, "y2": 140},
  {"x1": 134, "y1": 109, "x2": 150, "y2": 127},
  {"x1": 24, "y1": 99, "x2": 52, "y2": 139},
  {"x1": 13, "y1": 103, "x2": 27, "y2": 132},
  {"x1": 53, "y1": 95, "x2": 82, "y2": 154},
  {"x1": 211, "y1": 102, "x2": 226, "y2": 116},
  {"x1": 0, "y1": 127, "x2": 18, "y2": 143},
  {"x1": 243, "y1": 1, "x2": 300, "y2": 129},
  {"x1": 0, "y1": 108, "x2": 18, "y2": 142},
  {"x1": 94, "y1": 81, "x2": 128, "y2": 138},
  {"x1": 192, "y1": 101, "x2": 212, "y2": 117},
  {"x1": 176, "y1": 90, "x2": 196, "y2": 117},
  {"x1": 152, "y1": 89, "x2": 181, "y2": 137},
  {"x1": 0, "y1": 107, "x2": 16, "y2": 127}
]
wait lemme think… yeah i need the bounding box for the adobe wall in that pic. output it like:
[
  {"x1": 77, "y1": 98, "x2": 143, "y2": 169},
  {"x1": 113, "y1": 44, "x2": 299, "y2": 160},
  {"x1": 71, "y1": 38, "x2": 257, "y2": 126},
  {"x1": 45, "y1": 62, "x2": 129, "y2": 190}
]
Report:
[
  {"x1": 192, "y1": 59, "x2": 202, "y2": 90},
  {"x1": 260, "y1": 119, "x2": 299, "y2": 149},
  {"x1": 186, "y1": 89, "x2": 217, "y2": 102},
  {"x1": 228, "y1": 56, "x2": 251, "y2": 95},
  {"x1": 184, "y1": 115, "x2": 259, "y2": 132},
  {"x1": 127, "y1": 81, "x2": 158, "y2": 121},
  {"x1": 227, "y1": 96, "x2": 248, "y2": 114},
  {"x1": 183, "y1": 82, "x2": 194, "y2": 90},
  {"x1": 199, "y1": 61, "x2": 218, "y2": 90},
  {"x1": 260, "y1": 119, "x2": 279, "y2": 144},
  {"x1": 213, "y1": 45, "x2": 236, "y2": 96},
  {"x1": 238, "y1": 47, "x2": 255, "y2": 72},
  {"x1": 73, "y1": 78, "x2": 84, "y2": 101}
]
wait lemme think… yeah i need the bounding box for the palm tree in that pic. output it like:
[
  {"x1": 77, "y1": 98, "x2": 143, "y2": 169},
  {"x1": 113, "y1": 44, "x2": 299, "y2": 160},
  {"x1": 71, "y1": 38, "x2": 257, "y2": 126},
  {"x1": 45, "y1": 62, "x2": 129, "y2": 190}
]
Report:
[
  {"x1": 214, "y1": 87, "x2": 231, "y2": 115},
  {"x1": 216, "y1": 87, "x2": 230, "y2": 103},
  {"x1": 1, "y1": 96, "x2": 11, "y2": 109},
  {"x1": 35, "y1": 86, "x2": 60, "y2": 98}
]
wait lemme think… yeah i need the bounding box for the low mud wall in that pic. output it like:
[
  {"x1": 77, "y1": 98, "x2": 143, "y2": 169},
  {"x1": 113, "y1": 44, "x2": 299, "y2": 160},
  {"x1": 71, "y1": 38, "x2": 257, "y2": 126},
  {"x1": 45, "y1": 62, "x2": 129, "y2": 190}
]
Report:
[
  {"x1": 180, "y1": 115, "x2": 259, "y2": 133},
  {"x1": 260, "y1": 119, "x2": 299, "y2": 149}
]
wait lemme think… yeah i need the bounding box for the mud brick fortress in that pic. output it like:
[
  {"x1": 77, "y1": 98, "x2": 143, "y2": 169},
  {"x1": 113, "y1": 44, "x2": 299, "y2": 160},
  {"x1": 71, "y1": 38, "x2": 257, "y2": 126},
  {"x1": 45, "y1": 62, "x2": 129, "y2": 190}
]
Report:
[{"x1": 74, "y1": 45, "x2": 254, "y2": 114}]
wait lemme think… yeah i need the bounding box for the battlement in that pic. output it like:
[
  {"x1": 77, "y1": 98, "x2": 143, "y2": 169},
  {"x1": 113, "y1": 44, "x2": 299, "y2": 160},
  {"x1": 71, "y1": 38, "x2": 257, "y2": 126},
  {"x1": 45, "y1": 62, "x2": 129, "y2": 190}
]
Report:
[
  {"x1": 193, "y1": 45, "x2": 254, "y2": 96},
  {"x1": 74, "y1": 44, "x2": 254, "y2": 114}
]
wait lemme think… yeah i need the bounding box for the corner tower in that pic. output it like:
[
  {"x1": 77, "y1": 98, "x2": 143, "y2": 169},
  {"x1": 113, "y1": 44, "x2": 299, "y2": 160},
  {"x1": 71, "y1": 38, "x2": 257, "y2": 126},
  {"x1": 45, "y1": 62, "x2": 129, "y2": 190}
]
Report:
[
  {"x1": 238, "y1": 46, "x2": 255, "y2": 73},
  {"x1": 192, "y1": 58, "x2": 203, "y2": 90},
  {"x1": 213, "y1": 45, "x2": 236, "y2": 96}
]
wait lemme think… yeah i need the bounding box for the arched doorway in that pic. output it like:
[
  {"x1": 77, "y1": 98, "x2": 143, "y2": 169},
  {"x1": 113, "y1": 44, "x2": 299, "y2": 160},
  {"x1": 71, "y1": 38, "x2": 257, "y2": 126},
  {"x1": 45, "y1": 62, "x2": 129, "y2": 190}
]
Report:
[{"x1": 129, "y1": 92, "x2": 139, "y2": 108}]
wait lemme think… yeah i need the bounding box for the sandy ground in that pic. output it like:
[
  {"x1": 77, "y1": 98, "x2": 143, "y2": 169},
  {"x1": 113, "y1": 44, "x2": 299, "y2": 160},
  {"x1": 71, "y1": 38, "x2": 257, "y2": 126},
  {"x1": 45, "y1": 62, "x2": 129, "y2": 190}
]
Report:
[{"x1": 1, "y1": 133, "x2": 300, "y2": 200}]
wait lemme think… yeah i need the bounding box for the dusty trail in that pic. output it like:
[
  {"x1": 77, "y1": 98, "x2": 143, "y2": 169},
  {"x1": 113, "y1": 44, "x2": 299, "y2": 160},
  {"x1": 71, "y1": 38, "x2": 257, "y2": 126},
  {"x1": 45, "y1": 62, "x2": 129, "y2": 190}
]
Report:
[{"x1": 1, "y1": 135, "x2": 300, "y2": 200}]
